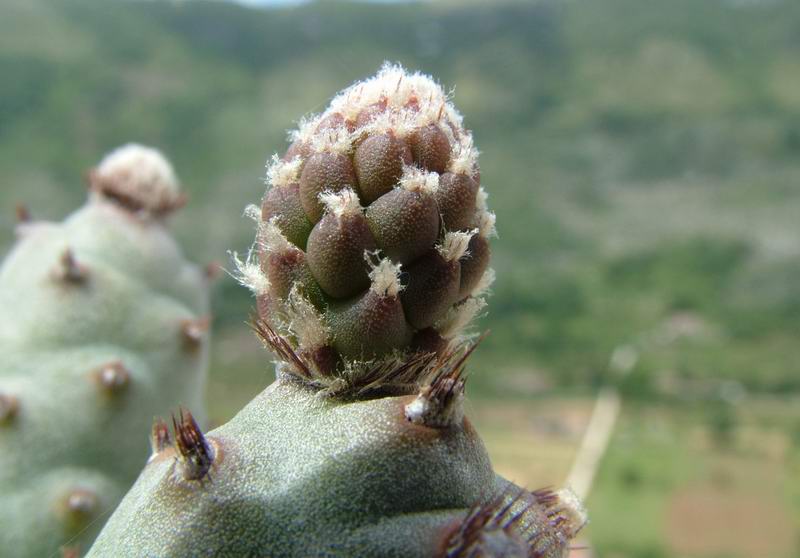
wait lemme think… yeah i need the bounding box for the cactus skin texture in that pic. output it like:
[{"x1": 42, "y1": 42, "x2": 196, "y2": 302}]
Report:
[
  {"x1": 0, "y1": 144, "x2": 210, "y2": 557},
  {"x1": 87, "y1": 67, "x2": 585, "y2": 558}
]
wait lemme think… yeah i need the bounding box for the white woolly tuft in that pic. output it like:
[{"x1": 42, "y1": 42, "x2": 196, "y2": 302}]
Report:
[
  {"x1": 92, "y1": 143, "x2": 181, "y2": 212},
  {"x1": 361, "y1": 108, "x2": 416, "y2": 138},
  {"x1": 399, "y1": 166, "x2": 439, "y2": 195},
  {"x1": 286, "y1": 286, "x2": 329, "y2": 350},
  {"x1": 477, "y1": 210, "x2": 497, "y2": 238},
  {"x1": 403, "y1": 396, "x2": 432, "y2": 425},
  {"x1": 228, "y1": 248, "x2": 270, "y2": 297},
  {"x1": 471, "y1": 267, "x2": 496, "y2": 298},
  {"x1": 319, "y1": 188, "x2": 362, "y2": 218},
  {"x1": 436, "y1": 297, "x2": 487, "y2": 339},
  {"x1": 265, "y1": 154, "x2": 302, "y2": 188},
  {"x1": 367, "y1": 254, "x2": 403, "y2": 297},
  {"x1": 476, "y1": 187, "x2": 489, "y2": 212},
  {"x1": 326, "y1": 62, "x2": 464, "y2": 135},
  {"x1": 259, "y1": 217, "x2": 294, "y2": 253},
  {"x1": 289, "y1": 115, "x2": 317, "y2": 145},
  {"x1": 244, "y1": 204, "x2": 261, "y2": 222},
  {"x1": 310, "y1": 125, "x2": 353, "y2": 154},
  {"x1": 555, "y1": 488, "x2": 589, "y2": 538},
  {"x1": 438, "y1": 230, "x2": 476, "y2": 262},
  {"x1": 449, "y1": 135, "x2": 480, "y2": 176}
]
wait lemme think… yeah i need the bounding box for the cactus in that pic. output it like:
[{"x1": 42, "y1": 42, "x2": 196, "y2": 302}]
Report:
[
  {"x1": 0, "y1": 144, "x2": 210, "y2": 557},
  {"x1": 87, "y1": 66, "x2": 586, "y2": 557}
]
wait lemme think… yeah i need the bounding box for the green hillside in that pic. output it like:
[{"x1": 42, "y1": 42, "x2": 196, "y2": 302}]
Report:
[{"x1": 2, "y1": 0, "x2": 799, "y2": 407}]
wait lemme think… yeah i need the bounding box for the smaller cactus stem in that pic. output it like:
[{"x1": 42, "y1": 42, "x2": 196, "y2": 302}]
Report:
[
  {"x1": 60, "y1": 545, "x2": 81, "y2": 558},
  {"x1": 149, "y1": 417, "x2": 172, "y2": 458},
  {"x1": 181, "y1": 317, "x2": 210, "y2": 351},
  {"x1": 0, "y1": 393, "x2": 20, "y2": 425},
  {"x1": 172, "y1": 407, "x2": 214, "y2": 482},
  {"x1": 15, "y1": 204, "x2": 31, "y2": 223},
  {"x1": 53, "y1": 249, "x2": 89, "y2": 284},
  {"x1": 93, "y1": 361, "x2": 131, "y2": 396}
]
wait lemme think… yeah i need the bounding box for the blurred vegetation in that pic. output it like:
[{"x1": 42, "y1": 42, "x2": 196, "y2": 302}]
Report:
[
  {"x1": 1, "y1": 0, "x2": 799, "y2": 406},
  {"x1": 3, "y1": 1, "x2": 799, "y2": 556}
]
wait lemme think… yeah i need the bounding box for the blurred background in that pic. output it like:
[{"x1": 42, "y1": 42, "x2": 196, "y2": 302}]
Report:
[{"x1": 2, "y1": 0, "x2": 799, "y2": 556}]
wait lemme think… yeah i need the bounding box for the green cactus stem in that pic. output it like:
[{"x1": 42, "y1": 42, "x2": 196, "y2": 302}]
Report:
[
  {"x1": 0, "y1": 144, "x2": 210, "y2": 557},
  {"x1": 88, "y1": 66, "x2": 586, "y2": 558}
]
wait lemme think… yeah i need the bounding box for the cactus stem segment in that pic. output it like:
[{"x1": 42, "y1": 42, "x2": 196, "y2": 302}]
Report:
[
  {"x1": 53, "y1": 249, "x2": 89, "y2": 284},
  {"x1": 93, "y1": 361, "x2": 130, "y2": 396},
  {"x1": 0, "y1": 393, "x2": 20, "y2": 425},
  {"x1": 172, "y1": 408, "x2": 214, "y2": 482},
  {"x1": 181, "y1": 317, "x2": 210, "y2": 351},
  {"x1": 149, "y1": 417, "x2": 172, "y2": 458}
]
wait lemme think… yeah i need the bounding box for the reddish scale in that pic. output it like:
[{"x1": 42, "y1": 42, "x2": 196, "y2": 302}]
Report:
[
  {"x1": 261, "y1": 183, "x2": 314, "y2": 250},
  {"x1": 328, "y1": 290, "x2": 412, "y2": 359},
  {"x1": 401, "y1": 249, "x2": 462, "y2": 330},
  {"x1": 458, "y1": 235, "x2": 490, "y2": 300},
  {"x1": 353, "y1": 133, "x2": 412, "y2": 203},
  {"x1": 260, "y1": 246, "x2": 324, "y2": 308},
  {"x1": 354, "y1": 97, "x2": 389, "y2": 129},
  {"x1": 306, "y1": 209, "x2": 377, "y2": 300},
  {"x1": 364, "y1": 188, "x2": 440, "y2": 264},
  {"x1": 298, "y1": 152, "x2": 358, "y2": 222},
  {"x1": 316, "y1": 112, "x2": 356, "y2": 134},
  {"x1": 436, "y1": 173, "x2": 479, "y2": 232},
  {"x1": 409, "y1": 124, "x2": 451, "y2": 173}
]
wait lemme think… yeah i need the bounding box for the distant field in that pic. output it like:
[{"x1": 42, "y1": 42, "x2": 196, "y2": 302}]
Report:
[{"x1": 473, "y1": 397, "x2": 800, "y2": 558}]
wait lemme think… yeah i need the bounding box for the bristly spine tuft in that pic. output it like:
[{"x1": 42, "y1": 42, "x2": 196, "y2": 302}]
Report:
[
  {"x1": 405, "y1": 335, "x2": 482, "y2": 428},
  {"x1": 172, "y1": 407, "x2": 214, "y2": 482},
  {"x1": 441, "y1": 485, "x2": 537, "y2": 558},
  {"x1": 149, "y1": 417, "x2": 172, "y2": 458}
]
